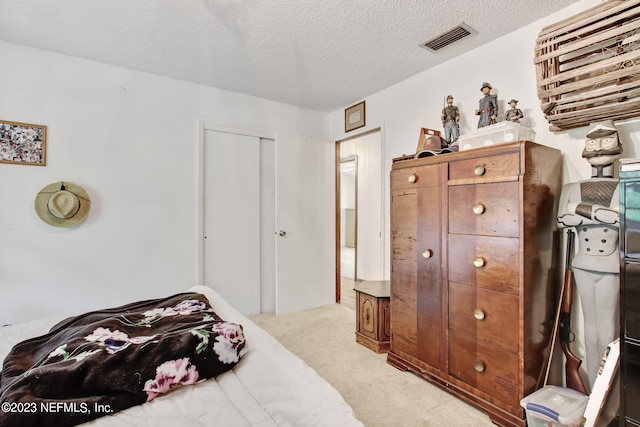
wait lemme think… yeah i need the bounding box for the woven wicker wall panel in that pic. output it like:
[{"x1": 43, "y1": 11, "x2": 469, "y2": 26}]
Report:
[{"x1": 535, "y1": 0, "x2": 640, "y2": 131}]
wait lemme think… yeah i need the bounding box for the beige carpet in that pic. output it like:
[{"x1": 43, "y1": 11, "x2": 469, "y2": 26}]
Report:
[{"x1": 249, "y1": 301, "x2": 497, "y2": 426}]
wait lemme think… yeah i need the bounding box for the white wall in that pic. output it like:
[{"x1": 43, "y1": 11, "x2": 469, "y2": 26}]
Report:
[
  {"x1": 0, "y1": 41, "x2": 328, "y2": 325},
  {"x1": 329, "y1": 0, "x2": 640, "y2": 281},
  {"x1": 4, "y1": 0, "x2": 640, "y2": 335}
]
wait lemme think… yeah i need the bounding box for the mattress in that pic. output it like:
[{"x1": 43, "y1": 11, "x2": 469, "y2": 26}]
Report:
[{"x1": 0, "y1": 285, "x2": 363, "y2": 426}]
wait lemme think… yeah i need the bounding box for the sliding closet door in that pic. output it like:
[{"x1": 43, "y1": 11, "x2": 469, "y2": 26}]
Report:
[
  {"x1": 275, "y1": 134, "x2": 335, "y2": 315},
  {"x1": 203, "y1": 131, "x2": 261, "y2": 315},
  {"x1": 202, "y1": 129, "x2": 334, "y2": 317}
]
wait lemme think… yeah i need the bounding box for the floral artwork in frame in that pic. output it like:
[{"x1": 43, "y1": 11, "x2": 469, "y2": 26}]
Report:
[
  {"x1": 345, "y1": 101, "x2": 366, "y2": 133},
  {"x1": 0, "y1": 119, "x2": 47, "y2": 166}
]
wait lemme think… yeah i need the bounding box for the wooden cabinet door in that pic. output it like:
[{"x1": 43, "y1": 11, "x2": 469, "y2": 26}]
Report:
[
  {"x1": 416, "y1": 183, "x2": 442, "y2": 368},
  {"x1": 390, "y1": 164, "x2": 442, "y2": 368},
  {"x1": 391, "y1": 186, "x2": 419, "y2": 358},
  {"x1": 358, "y1": 293, "x2": 378, "y2": 340}
]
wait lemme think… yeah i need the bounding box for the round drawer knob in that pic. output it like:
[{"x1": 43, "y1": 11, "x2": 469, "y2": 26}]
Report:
[
  {"x1": 474, "y1": 360, "x2": 485, "y2": 372},
  {"x1": 408, "y1": 174, "x2": 417, "y2": 183},
  {"x1": 473, "y1": 165, "x2": 486, "y2": 176},
  {"x1": 473, "y1": 257, "x2": 486, "y2": 268},
  {"x1": 422, "y1": 249, "x2": 433, "y2": 259},
  {"x1": 472, "y1": 203, "x2": 485, "y2": 215},
  {"x1": 473, "y1": 308, "x2": 485, "y2": 320}
]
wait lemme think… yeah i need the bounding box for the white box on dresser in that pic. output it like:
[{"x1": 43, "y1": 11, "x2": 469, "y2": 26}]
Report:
[{"x1": 458, "y1": 122, "x2": 535, "y2": 151}]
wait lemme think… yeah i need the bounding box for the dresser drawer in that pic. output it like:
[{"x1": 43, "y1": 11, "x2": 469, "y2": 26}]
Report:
[
  {"x1": 624, "y1": 181, "x2": 640, "y2": 259},
  {"x1": 623, "y1": 340, "x2": 640, "y2": 423},
  {"x1": 625, "y1": 262, "x2": 640, "y2": 340},
  {"x1": 448, "y1": 181, "x2": 520, "y2": 238},
  {"x1": 449, "y1": 282, "x2": 518, "y2": 352},
  {"x1": 448, "y1": 234, "x2": 520, "y2": 294},
  {"x1": 449, "y1": 152, "x2": 520, "y2": 182},
  {"x1": 391, "y1": 164, "x2": 440, "y2": 189},
  {"x1": 448, "y1": 333, "x2": 519, "y2": 408}
]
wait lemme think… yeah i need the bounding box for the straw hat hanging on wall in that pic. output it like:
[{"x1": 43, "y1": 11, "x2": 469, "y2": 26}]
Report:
[{"x1": 34, "y1": 181, "x2": 91, "y2": 227}]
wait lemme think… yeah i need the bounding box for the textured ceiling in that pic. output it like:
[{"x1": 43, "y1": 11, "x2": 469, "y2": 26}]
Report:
[{"x1": 0, "y1": 0, "x2": 582, "y2": 111}]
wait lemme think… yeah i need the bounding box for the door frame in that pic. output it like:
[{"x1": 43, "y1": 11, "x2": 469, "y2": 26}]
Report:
[
  {"x1": 196, "y1": 121, "x2": 276, "y2": 286},
  {"x1": 334, "y1": 126, "x2": 386, "y2": 302}
]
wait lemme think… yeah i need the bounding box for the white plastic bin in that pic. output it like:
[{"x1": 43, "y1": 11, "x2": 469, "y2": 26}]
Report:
[
  {"x1": 458, "y1": 122, "x2": 535, "y2": 151},
  {"x1": 520, "y1": 385, "x2": 588, "y2": 427}
]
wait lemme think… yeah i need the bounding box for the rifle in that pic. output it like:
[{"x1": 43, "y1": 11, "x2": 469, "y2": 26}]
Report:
[{"x1": 558, "y1": 229, "x2": 587, "y2": 394}]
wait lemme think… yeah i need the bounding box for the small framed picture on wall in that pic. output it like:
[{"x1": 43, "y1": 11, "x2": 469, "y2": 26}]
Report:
[
  {"x1": 0, "y1": 119, "x2": 47, "y2": 166},
  {"x1": 345, "y1": 101, "x2": 366, "y2": 133}
]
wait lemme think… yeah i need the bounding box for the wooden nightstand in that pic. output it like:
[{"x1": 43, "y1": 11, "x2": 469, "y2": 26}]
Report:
[{"x1": 354, "y1": 280, "x2": 390, "y2": 353}]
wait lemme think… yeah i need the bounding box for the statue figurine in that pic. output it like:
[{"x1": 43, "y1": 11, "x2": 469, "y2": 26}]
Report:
[
  {"x1": 441, "y1": 95, "x2": 460, "y2": 145},
  {"x1": 504, "y1": 99, "x2": 524, "y2": 123},
  {"x1": 556, "y1": 119, "x2": 622, "y2": 388},
  {"x1": 474, "y1": 82, "x2": 498, "y2": 128}
]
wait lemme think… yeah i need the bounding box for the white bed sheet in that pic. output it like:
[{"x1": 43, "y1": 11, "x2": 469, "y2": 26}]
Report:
[{"x1": 0, "y1": 285, "x2": 364, "y2": 427}]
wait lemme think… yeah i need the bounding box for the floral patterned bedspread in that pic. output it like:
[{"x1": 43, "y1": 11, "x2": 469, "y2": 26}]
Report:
[{"x1": 0, "y1": 292, "x2": 246, "y2": 427}]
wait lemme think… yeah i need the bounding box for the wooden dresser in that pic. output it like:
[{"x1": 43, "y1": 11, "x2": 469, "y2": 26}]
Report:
[{"x1": 388, "y1": 141, "x2": 561, "y2": 426}]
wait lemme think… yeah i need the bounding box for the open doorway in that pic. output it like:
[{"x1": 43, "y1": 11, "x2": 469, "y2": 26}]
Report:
[
  {"x1": 335, "y1": 129, "x2": 383, "y2": 308},
  {"x1": 339, "y1": 156, "x2": 358, "y2": 309}
]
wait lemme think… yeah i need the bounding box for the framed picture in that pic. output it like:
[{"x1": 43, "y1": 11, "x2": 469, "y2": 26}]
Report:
[
  {"x1": 345, "y1": 101, "x2": 366, "y2": 132},
  {"x1": 0, "y1": 119, "x2": 47, "y2": 166}
]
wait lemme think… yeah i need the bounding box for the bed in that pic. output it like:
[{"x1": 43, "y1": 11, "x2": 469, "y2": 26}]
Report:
[{"x1": 0, "y1": 285, "x2": 364, "y2": 426}]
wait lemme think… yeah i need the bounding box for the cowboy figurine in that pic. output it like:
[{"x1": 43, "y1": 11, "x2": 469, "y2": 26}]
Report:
[
  {"x1": 441, "y1": 95, "x2": 460, "y2": 145},
  {"x1": 504, "y1": 99, "x2": 524, "y2": 123},
  {"x1": 556, "y1": 119, "x2": 622, "y2": 388},
  {"x1": 475, "y1": 82, "x2": 498, "y2": 128}
]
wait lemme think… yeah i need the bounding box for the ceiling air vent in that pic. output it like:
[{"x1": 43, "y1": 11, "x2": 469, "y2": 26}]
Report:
[{"x1": 421, "y1": 23, "x2": 476, "y2": 52}]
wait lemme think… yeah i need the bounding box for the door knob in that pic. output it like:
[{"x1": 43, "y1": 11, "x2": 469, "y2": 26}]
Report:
[
  {"x1": 473, "y1": 257, "x2": 486, "y2": 268},
  {"x1": 473, "y1": 203, "x2": 485, "y2": 215},
  {"x1": 474, "y1": 360, "x2": 485, "y2": 372},
  {"x1": 278, "y1": 230, "x2": 287, "y2": 237}
]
